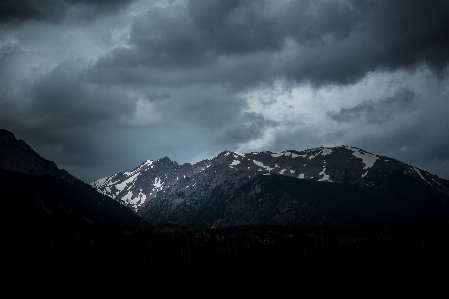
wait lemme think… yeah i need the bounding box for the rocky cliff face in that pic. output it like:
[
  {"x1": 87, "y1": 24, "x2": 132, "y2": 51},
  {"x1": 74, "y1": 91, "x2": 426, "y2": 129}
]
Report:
[{"x1": 92, "y1": 145, "x2": 449, "y2": 229}]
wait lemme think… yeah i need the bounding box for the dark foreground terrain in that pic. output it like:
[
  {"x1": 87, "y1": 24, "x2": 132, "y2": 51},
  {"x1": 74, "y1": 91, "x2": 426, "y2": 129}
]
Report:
[{"x1": 10, "y1": 217, "x2": 449, "y2": 279}]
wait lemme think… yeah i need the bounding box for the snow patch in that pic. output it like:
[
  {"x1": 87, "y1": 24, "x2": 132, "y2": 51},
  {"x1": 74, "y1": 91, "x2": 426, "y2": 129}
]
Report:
[
  {"x1": 279, "y1": 169, "x2": 287, "y2": 174},
  {"x1": 229, "y1": 160, "x2": 241, "y2": 168},
  {"x1": 318, "y1": 168, "x2": 331, "y2": 182},
  {"x1": 153, "y1": 177, "x2": 164, "y2": 189},
  {"x1": 142, "y1": 160, "x2": 153, "y2": 167},
  {"x1": 321, "y1": 148, "x2": 332, "y2": 156},
  {"x1": 253, "y1": 160, "x2": 274, "y2": 171},
  {"x1": 115, "y1": 172, "x2": 139, "y2": 192},
  {"x1": 298, "y1": 174, "x2": 304, "y2": 179},
  {"x1": 121, "y1": 190, "x2": 134, "y2": 204},
  {"x1": 308, "y1": 150, "x2": 322, "y2": 160},
  {"x1": 91, "y1": 177, "x2": 108, "y2": 188},
  {"x1": 413, "y1": 167, "x2": 430, "y2": 184},
  {"x1": 290, "y1": 170, "x2": 295, "y2": 174},
  {"x1": 271, "y1": 152, "x2": 284, "y2": 157},
  {"x1": 138, "y1": 192, "x2": 146, "y2": 205},
  {"x1": 346, "y1": 147, "x2": 378, "y2": 169}
]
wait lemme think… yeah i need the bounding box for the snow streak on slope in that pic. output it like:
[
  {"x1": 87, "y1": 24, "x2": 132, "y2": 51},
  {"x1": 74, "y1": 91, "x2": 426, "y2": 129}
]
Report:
[
  {"x1": 90, "y1": 160, "x2": 159, "y2": 210},
  {"x1": 413, "y1": 167, "x2": 431, "y2": 185},
  {"x1": 116, "y1": 173, "x2": 140, "y2": 192},
  {"x1": 253, "y1": 160, "x2": 274, "y2": 172},
  {"x1": 318, "y1": 167, "x2": 331, "y2": 182},
  {"x1": 345, "y1": 146, "x2": 378, "y2": 169}
]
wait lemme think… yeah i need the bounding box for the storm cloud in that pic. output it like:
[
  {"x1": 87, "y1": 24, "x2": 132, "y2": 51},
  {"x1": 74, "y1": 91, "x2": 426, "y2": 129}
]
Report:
[
  {"x1": 1, "y1": 0, "x2": 448, "y2": 182},
  {"x1": 91, "y1": 0, "x2": 449, "y2": 88},
  {"x1": 328, "y1": 87, "x2": 419, "y2": 124},
  {"x1": 0, "y1": 0, "x2": 135, "y2": 24}
]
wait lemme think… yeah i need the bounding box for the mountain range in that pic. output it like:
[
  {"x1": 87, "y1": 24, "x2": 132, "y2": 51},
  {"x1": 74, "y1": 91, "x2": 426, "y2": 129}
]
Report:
[
  {"x1": 92, "y1": 145, "x2": 449, "y2": 229},
  {"x1": 2, "y1": 128, "x2": 449, "y2": 276},
  {"x1": 3, "y1": 125, "x2": 447, "y2": 232}
]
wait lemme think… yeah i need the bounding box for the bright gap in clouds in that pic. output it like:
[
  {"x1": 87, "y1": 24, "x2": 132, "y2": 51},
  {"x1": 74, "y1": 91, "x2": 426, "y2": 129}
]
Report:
[{"x1": 237, "y1": 68, "x2": 448, "y2": 178}]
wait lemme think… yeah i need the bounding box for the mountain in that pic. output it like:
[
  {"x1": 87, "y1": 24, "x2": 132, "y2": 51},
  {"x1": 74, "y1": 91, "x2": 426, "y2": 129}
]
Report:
[
  {"x1": 0, "y1": 129, "x2": 151, "y2": 239},
  {"x1": 92, "y1": 146, "x2": 449, "y2": 229},
  {"x1": 4, "y1": 128, "x2": 447, "y2": 276}
]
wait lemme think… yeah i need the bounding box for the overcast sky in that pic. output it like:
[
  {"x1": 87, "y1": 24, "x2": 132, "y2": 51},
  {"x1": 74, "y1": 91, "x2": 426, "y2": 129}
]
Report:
[{"x1": 1, "y1": 0, "x2": 448, "y2": 183}]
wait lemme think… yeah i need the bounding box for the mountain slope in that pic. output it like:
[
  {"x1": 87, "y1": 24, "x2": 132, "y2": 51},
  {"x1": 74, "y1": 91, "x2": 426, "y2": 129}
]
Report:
[
  {"x1": 0, "y1": 129, "x2": 151, "y2": 236},
  {"x1": 92, "y1": 146, "x2": 449, "y2": 229}
]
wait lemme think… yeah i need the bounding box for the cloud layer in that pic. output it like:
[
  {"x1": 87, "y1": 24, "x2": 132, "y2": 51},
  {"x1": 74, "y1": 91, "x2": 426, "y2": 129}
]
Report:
[{"x1": 1, "y1": 0, "x2": 448, "y2": 182}]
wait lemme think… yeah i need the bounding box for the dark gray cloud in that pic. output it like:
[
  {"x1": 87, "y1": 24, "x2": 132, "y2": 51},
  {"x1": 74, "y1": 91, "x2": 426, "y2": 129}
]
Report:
[
  {"x1": 328, "y1": 87, "x2": 419, "y2": 124},
  {"x1": 0, "y1": 0, "x2": 67, "y2": 24},
  {"x1": 0, "y1": 0, "x2": 135, "y2": 24},
  {"x1": 276, "y1": 0, "x2": 449, "y2": 85},
  {"x1": 220, "y1": 112, "x2": 278, "y2": 145},
  {"x1": 92, "y1": 0, "x2": 449, "y2": 89},
  {"x1": 27, "y1": 60, "x2": 134, "y2": 128},
  {"x1": 188, "y1": 0, "x2": 284, "y2": 54},
  {"x1": 0, "y1": 58, "x2": 137, "y2": 177},
  {"x1": 1, "y1": 0, "x2": 449, "y2": 182}
]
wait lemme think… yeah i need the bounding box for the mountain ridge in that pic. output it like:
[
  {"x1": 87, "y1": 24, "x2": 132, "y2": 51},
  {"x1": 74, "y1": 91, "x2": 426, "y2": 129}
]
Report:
[
  {"x1": 91, "y1": 145, "x2": 449, "y2": 229},
  {"x1": 0, "y1": 129, "x2": 152, "y2": 235},
  {"x1": 0, "y1": 129, "x2": 74, "y2": 181}
]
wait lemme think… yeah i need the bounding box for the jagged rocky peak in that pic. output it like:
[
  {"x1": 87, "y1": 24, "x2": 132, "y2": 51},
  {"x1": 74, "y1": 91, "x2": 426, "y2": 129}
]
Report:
[
  {"x1": 217, "y1": 150, "x2": 235, "y2": 159},
  {"x1": 156, "y1": 156, "x2": 173, "y2": 164},
  {"x1": 91, "y1": 154, "x2": 212, "y2": 211}
]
